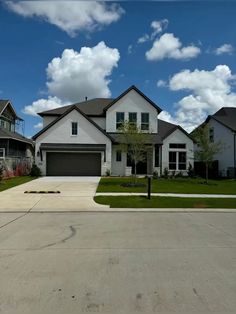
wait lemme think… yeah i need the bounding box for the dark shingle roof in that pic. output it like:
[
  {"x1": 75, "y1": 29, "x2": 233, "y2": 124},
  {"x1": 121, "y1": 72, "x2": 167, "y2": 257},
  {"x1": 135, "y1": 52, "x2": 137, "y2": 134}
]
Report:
[
  {"x1": 0, "y1": 100, "x2": 9, "y2": 114},
  {"x1": 158, "y1": 119, "x2": 193, "y2": 141},
  {"x1": 38, "y1": 98, "x2": 114, "y2": 117},
  {"x1": 0, "y1": 128, "x2": 34, "y2": 145},
  {"x1": 108, "y1": 133, "x2": 162, "y2": 144},
  {"x1": 210, "y1": 107, "x2": 236, "y2": 132}
]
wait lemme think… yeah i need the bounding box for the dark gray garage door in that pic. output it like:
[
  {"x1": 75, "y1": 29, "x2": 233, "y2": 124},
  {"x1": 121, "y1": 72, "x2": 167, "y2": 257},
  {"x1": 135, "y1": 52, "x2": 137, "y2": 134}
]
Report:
[{"x1": 46, "y1": 152, "x2": 101, "y2": 176}]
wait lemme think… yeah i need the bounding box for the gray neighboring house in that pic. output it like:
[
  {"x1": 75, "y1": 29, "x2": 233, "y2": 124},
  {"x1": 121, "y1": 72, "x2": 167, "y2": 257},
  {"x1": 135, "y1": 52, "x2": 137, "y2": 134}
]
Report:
[
  {"x1": 0, "y1": 100, "x2": 34, "y2": 175},
  {"x1": 33, "y1": 86, "x2": 194, "y2": 176},
  {"x1": 196, "y1": 107, "x2": 236, "y2": 177}
]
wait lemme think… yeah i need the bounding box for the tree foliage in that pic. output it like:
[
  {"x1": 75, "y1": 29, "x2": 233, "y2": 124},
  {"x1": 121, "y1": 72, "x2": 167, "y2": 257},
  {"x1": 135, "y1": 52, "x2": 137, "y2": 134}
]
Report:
[
  {"x1": 118, "y1": 121, "x2": 149, "y2": 181},
  {"x1": 192, "y1": 124, "x2": 224, "y2": 182}
]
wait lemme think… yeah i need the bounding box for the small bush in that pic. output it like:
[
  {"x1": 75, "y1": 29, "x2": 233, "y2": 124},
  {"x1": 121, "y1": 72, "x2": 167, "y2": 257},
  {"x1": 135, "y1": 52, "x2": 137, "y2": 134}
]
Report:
[
  {"x1": 187, "y1": 163, "x2": 195, "y2": 178},
  {"x1": 153, "y1": 171, "x2": 159, "y2": 179},
  {"x1": 0, "y1": 165, "x2": 3, "y2": 182},
  {"x1": 163, "y1": 167, "x2": 169, "y2": 179},
  {"x1": 171, "y1": 170, "x2": 176, "y2": 179},
  {"x1": 105, "y1": 169, "x2": 111, "y2": 177},
  {"x1": 175, "y1": 171, "x2": 183, "y2": 178},
  {"x1": 30, "y1": 163, "x2": 41, "y2": 177}
]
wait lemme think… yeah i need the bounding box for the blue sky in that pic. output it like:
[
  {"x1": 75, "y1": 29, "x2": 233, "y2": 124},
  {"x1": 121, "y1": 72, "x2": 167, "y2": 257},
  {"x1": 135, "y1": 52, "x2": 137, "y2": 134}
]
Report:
[{"x1": 0, "y1": 1, "x2": 236, "y2": 136}]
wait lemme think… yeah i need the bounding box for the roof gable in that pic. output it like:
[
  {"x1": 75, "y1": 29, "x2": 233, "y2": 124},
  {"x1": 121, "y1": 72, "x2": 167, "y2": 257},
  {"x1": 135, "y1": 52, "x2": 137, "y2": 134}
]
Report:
[
  {"x1": 103, "y1": 85, "x2": 162, "y2": 113},
  {"x1": 158, "y1": 119, "x2": 193, "y2": 142},
  {"x1": 32, "y1": 104, "x2": 114, "y2": 141}
]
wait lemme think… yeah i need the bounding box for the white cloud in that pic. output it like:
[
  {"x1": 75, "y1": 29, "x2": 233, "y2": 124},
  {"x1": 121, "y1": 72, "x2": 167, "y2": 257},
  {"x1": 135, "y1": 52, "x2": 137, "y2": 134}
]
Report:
[
  {"x1": 146, "y1": 33, "x2": 201, "y2": 61},
  {"x1": 6, "y1": 1, "x2": 124, "y2": 37},
  {"x1": 127, "y1": 44, "x2": 133, "y2": 54},
  {"x1": 137, "y1": 19, "x2": 168, "y2": 44},
  {"x1": 157, "y1": 79, "x2": 168, "y2": 88},
  {"x1": 34, "y1": 122, "x2": 43, "y2": 129},
  {"x1": 137, "y1": 34, "x2": 149, "y2": 44},
  {"x1": 24, "y1": 41, "x2": 120, "y2": 115},
  {"x1": 150, "y1": 19, "x2": 168, "y2": 39},
  {"x1": 24, "y1": 96, "x2": 68, "y2": 116},
  {"x1": 160, "y1": 65, "x2": 236, "y2": 132},
  {"x1": 215, "y1": 44, "x2": 234, "y2": 55}
]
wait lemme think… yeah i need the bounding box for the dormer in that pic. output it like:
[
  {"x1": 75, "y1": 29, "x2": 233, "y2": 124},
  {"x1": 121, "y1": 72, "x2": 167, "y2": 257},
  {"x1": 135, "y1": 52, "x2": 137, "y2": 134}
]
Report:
[
  {"x1": 0, "y1": 100, "x2": 22, "y2": 132},
  {"x1": 104, "y1": 86, "x2": 162, "y2": 133}
]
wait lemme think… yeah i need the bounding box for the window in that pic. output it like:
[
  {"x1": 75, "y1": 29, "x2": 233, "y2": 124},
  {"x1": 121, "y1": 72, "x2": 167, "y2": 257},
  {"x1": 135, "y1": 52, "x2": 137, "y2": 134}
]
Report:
[
  {"x1": 116, "y1": 112, "x2": 124, "y2": 130},
  {"x1": 0, "y1": 148, "x2": 5, "y2": 159},
  {"x1": 116, "y1": 150, "x2": 122, "y2": 162},
  {"x1": 129, "y1": 112, "x2": 137, "y2": 127},
  {"x1": 0, "y1": 119, "x2": 5, "y2": 128},
  {"x1": 169, "y1": 151, "x2": 177, "y2": 170},
  {"x1": 169, "y1": 151, "x2": 187, "y2": 170},
  {"x1": 169, "y1": 143, "x2": 186, "y2": 149},
  {"x1": 71, "y1": 122, "x2": 78, "y2": 135},
  {"x1": 141, "y1": 113, "x2": 149, "y2": 131},
  {"x1": 209, "y1": 127, "x2": 214, "y2": 142},
  {"x1": 155, "y1": 145, "x2": 159, "y2": 167},
  {"x1": 178, "y1": 152, "x2": 186, "y2": 170}
]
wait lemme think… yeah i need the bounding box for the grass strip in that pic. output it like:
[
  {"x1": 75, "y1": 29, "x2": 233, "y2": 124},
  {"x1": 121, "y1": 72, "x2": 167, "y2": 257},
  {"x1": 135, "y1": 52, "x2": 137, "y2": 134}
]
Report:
[{"x1": 94, "y1": 196, "x2": 236, "y2": 208}]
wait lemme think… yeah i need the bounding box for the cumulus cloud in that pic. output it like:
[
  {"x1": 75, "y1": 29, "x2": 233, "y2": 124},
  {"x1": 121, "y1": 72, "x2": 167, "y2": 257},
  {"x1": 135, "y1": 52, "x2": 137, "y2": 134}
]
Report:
[
  {"x1": 215, "y1": 44, "x2": 234, "y2": 55},
  {"x1": 157, "y1": 79, "x2": 168, "y2": 88},
  {"x1": 34, "y1": 122, "x2": 43, "y2": 129},
  {"x1": 137, "y1": 19, "x2": 168, "y2": 44},
  {"x1": 159, "y1": 65, "x2": 236, "y2": 132},
  {"x1": 146, "y1": 33, "x2": 201, "y2": 61},
  {"x1": 24, "y1": 41, "x2": 120, "y2": 115},
  {"x1": 24, "y1": 96, "x2": 68, "y2": 116},
  {"x1": 6, "y1": 1, "x2": 124, "y2": 37}
]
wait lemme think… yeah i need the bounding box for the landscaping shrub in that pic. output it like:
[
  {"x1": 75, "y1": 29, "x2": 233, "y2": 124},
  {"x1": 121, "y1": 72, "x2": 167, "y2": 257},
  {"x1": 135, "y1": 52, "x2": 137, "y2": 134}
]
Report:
[
  {"x1": 0, "y1": 165, "x2": 3, "y2": 182},
  {"x1": 163, "y1": 167, "x2": 169, "y2": 179},
  {"x1": 153, "y1": 171, "x2": 159, "y2": 179},
  {"x1": 30, "y1": 163, "x2": 42, "y2": 177},
  {"x1": 105, "y1": 169, "x2": 111, "y2": 177},
  {"x1": 187, "y1": 163, "x2": 195, "y2": 178}
]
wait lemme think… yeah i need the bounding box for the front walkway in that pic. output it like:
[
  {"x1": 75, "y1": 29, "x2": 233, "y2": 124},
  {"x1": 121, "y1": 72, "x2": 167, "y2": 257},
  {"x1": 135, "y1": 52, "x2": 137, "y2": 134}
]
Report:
[
  {"x1": 0, "y1": 177, "x2": 109, "y2": 212},
  {"x1": 96, "y1": 192, "x2": 236, "y2": 198}
]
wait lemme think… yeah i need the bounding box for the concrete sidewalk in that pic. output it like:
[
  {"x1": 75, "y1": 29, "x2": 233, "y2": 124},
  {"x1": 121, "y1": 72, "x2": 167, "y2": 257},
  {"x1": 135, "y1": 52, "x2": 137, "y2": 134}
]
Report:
[{"x1": 96, "y1": 192, "x2": 236, "y2": 198}]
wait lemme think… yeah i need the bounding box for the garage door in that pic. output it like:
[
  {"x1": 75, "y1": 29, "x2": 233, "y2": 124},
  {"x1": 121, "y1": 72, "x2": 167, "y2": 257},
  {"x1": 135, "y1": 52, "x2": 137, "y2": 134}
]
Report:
[{"x1": 46, "y1": 152, "x2": 101, "y2": 176}]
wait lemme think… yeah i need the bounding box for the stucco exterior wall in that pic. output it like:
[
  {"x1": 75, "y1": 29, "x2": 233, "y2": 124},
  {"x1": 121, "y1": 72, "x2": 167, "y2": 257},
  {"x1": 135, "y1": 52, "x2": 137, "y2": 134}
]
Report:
[
  {"x1": 106, "y1": 90, "x2": 158, "y2": 133},
  {"x1": 207, "y1": 118, "x2": 235, "y2": 176},
  {"x1": 162, "y1": 129, "x2": 194, "y2": 175},
  {"x1": 35, "y1": 109, "x2": 112, "y2": 175},
  {"x1": 90, "y1": 117, "x2": 106, "y2": 130},
  {"x1": 43, "y1": 116, "x2": 57, "y2": 127}
]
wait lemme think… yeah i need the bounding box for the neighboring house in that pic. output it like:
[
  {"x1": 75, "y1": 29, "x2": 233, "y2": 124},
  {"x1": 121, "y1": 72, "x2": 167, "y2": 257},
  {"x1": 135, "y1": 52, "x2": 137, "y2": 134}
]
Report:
[
  {"x1": 32, "y1": 86, "x2": 194, "y2": 176},
  {"x1": 0, "y1": 100, "x2": 34, "y2": 176},
  {"x1": 194, "y1": 107, "x2": 236, "y2": 177}
]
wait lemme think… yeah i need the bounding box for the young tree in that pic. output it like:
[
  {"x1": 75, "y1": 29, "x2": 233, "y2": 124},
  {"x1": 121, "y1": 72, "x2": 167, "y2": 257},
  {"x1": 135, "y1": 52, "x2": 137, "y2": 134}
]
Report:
[
  {"x1": 192, "y1": 124, "x2": 224, "y2": 183},
  {"x1": 118, "y1": 121, "x2": 149, "y2": 183}
]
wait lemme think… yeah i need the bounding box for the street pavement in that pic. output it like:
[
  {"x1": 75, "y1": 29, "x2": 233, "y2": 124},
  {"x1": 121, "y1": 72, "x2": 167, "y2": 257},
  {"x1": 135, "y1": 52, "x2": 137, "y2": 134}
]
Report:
[{"x1": 0, "y1": 211, "x2": 235, "y2": 313}]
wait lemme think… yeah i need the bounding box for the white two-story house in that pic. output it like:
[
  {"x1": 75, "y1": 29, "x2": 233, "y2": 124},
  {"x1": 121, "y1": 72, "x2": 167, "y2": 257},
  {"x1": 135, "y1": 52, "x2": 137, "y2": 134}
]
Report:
[
  {"x1": 33, "y1": 86, "x2": 194, "y2": 176},
  {"x1": 195, "y1": 107, "x2": 236, "y2": 178}
]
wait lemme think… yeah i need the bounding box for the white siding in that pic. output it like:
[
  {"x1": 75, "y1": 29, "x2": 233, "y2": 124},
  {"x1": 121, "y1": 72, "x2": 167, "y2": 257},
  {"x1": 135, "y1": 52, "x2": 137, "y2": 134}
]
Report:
[
  {"x1": 111, "y1": 146, "x2": 127, "y2": 176},
  {"x1": 162, "y1": 129, "x2": 194, "y2": 175},
  {"x1": 35, "y1": 109, "x2": 112, "y2": 175},
  {"x1": 106, "y1": 89, "x2": 158, "y2": 133},
  {"x1": 208, "y1": 119, "x2": 235, "y2": 176}
]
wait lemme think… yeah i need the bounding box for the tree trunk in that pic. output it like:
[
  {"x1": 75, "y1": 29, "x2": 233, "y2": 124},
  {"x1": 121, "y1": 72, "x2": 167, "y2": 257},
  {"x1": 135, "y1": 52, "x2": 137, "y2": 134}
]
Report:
[
  {"x1": 134, "y1": 160, "x2": 137, "y2": 184},
  {"x1": 205, "y1": 163, "x2": 208, "y2": 184}
]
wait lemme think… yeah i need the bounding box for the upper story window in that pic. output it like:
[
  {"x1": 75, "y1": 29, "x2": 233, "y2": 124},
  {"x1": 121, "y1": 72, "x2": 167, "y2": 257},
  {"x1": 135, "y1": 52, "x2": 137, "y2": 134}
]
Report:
[
  {"x1": 0, "y1": 148, "x2": 5, "y2": 159},
  {"x1": 209, "y1": 127, "x2": 214, "y2": 142},
  {"x1": 116, "y1": 112, "x2": 124, "y2": 130},
  {"x1": 0, "y1": 119, "x2": 6, "y2": 129},
  {"x1": 169, "y1": 143, "x2": 186, "y2": 149},
  {"x1": 71, "y1": 122, "x2": 78, "y2": 136},
  {"x1": 141, "y1": 113, "x2": 149, "y2": 131},
  {"x1": 129, "y1": 112, "x2": 137, "y2": 127}
]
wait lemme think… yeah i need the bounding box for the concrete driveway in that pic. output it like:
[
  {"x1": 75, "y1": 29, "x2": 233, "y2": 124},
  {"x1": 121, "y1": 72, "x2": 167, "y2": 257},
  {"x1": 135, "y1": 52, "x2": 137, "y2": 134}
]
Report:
[
  {"x1": 0, "y1": 177, "x2": 108, "y2": 212},
  {"x1": 0, "y1": 212, "x2": 235, "y2": 313}
]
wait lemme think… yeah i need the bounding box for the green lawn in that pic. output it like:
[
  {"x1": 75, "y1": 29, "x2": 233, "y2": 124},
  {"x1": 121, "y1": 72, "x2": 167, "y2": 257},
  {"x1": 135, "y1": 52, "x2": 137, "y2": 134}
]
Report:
[
  {"x1": 97, "y1": 177, "x2": 236, "y2": 194},
  {"x1": 95, "y1": 196, "x2": 236, "y2": 208},
  {"x1": 0, "y1": 176, "x2": 35, "y2": 192}
]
